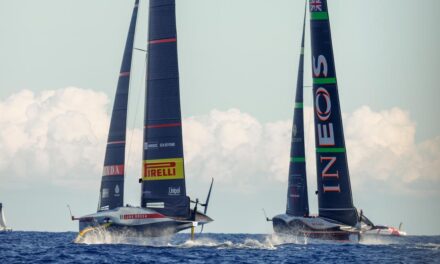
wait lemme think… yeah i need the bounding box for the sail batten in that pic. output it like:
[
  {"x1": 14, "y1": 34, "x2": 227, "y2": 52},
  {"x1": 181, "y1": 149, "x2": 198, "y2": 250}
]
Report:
[
  {"x1": 309, "y1": 0, "x2": 358, "y2": 226},
  {"x1": 97, "y1": 0, "x2": 139, "y2": 212},
  {"x1": 286, "y1": 1, "x2": 309, "y2": 217},
  {"x1": 141, "y1": 0, "x2": 190, "y2": 218}
]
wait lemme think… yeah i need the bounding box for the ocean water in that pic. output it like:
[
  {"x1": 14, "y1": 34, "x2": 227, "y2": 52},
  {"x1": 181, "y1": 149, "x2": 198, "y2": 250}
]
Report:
[{"x1": 0, "y1": 232, "x2": 439, "y2": 263}]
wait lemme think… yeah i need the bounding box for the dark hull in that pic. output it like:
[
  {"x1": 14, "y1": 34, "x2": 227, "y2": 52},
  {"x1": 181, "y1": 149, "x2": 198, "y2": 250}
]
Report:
[{"x1": 273, "y1": 214, "x2": 359, "y2": 242}]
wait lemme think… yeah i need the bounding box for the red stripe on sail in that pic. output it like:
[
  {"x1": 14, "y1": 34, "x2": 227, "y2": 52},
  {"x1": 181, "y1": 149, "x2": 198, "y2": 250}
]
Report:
[
  {"x1": 119, "y1": 72, "x2": 130, "y2": 77},
  {"x1": 102, "y1": 165, "x2": 124, "y2": 176},
  {"x1": 107, "y1": 141, "x2": 125, "y2": 145},
  {"x1": 149, "y1": 38, "x2": 177, "y2": 44},
  {"x1": 145, "y1": 123, "x2": 181, "y2": 129}
]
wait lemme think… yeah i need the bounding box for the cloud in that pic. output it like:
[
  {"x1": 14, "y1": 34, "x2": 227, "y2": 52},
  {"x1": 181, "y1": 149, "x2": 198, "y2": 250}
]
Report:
[
  {"x1": 1, "y1": 88, "x2": 438, "y2": 197},
  {"x1": 344, "y1": 106, "x2": 440, "y2": 195},
  {"x1": 0, "y1": 87, "x2": 109, "y2": 189},
  {"x1": 183, "y1": 107, "x2": 440, "y2": 196},
  {"x1": 183, "y1": 109, "x2": 267, "y2": 191}
]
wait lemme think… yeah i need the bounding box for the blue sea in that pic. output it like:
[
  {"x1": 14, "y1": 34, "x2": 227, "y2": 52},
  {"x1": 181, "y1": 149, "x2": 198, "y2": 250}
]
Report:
[{"x1": 0, "y1": 232, "x2": 439, "y2": 263}]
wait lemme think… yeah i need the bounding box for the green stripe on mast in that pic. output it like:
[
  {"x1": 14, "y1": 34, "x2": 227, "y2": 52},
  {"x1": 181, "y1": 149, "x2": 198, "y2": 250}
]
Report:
[
  {"x1": 313, "y1": 77, "x2": 337, "y2": 85},
  {"x1": 291, "y1": 157, "x2": 306, "y2": 163},
  {"x1": 311, "y1": 12, "x2": 329, "y2": 20},
  {"x1": 316, "y1": 147, "x2": 346, "y2": 153},
  {"x1": 295, "y1": 102, "x2": 304, "y2": 109}
]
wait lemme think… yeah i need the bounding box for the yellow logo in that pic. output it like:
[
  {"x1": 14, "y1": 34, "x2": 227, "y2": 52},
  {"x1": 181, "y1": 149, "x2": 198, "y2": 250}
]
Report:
[{"x1": 142, "y1": 158, "x2": 185, "y2": 181}]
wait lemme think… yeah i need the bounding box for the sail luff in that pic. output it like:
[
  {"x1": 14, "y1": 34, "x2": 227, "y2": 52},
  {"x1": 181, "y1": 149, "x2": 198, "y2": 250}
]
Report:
[
  {"x1": 286, "y1": 1, "x2": 309, "y2": 217},
  {"x1": 309, "y1": 0, "x2": 358, "y2": 226},
  {"x1": 97, "y1": 0, "x2": 139, "y2": 211},
  {"x1": 141, "y1": 0, "x2": 190, "y2": 218}
]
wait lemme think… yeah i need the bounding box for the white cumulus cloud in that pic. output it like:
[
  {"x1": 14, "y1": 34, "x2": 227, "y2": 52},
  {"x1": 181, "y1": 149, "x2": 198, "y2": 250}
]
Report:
[
  {"x1": 0, "y1": 87, "x2": 109, "y2": 189},
  {"x1": 183, "y1": 107, "x2": 440, "y2": 196},
  {"x1": 0, "y1": 88, "x2": 438, "y2": 197},
  {"x1": 345, "y1": 106, "x2": 440, "y2": 195}
]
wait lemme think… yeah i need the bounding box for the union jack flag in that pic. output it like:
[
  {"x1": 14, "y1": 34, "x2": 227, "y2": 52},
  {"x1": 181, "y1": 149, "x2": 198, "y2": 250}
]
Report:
[{"x1": 310, "y1": 0, "x2": 322, "y2": 12}]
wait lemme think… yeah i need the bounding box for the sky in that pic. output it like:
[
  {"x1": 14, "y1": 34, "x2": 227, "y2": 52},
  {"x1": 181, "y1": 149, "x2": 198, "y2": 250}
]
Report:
[{"x1": 0, "y1": 0, "x2": 439, "y2": 235}]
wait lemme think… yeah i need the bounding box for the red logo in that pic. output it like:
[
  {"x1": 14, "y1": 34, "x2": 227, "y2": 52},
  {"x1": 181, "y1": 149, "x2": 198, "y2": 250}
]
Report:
[
  {"x1": 120, "y1": 213, "x2": 164, "y2": 220},
  {"x1": 310, "y1": 0, "x2": 322, "y2": 12},
  {"x1": 102, "y1": 165, "x2": 124, "y2": 176}
]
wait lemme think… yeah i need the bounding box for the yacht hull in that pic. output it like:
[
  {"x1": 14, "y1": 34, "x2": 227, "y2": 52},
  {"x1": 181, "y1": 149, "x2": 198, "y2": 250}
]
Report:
[
  {"x1": 75, "y1": 206, "x2": 212, "y2": 242},
  {"x1": 273, "y1": 214, "x2": 360, "y2": 242}
]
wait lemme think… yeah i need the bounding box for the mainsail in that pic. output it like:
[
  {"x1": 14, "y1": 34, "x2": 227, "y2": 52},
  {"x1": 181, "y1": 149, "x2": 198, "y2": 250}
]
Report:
[
  {"x1": 141, "y1": 0, "x2": 190, "y2": 218},
  {"x1": 286, "y1": 3, "x2": 309, "y2": 217},
  {"x1": 0, "y1": 203, "x2": 7, "y2": 230},
  {"x1": 309, "y1": 0, "x2": 358, "y2": 226},
  {"x1": 98, "y1": 0, "x2": 139, "y2": 211}
]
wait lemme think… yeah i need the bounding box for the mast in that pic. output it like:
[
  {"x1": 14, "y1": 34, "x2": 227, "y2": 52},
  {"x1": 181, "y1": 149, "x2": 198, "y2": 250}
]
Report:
[
  {"x1": 141, "y1": 0, "x2": 190, "y2": 218},
  {"x1": 309, "y1": 0, "x2": 358, "y2": 226},
  {"x1": 97, "y1": 0, "x2": 139, "y2": 211},
  {"x1": 286, "y1": 1, "x2": 309, "y2": 217}
]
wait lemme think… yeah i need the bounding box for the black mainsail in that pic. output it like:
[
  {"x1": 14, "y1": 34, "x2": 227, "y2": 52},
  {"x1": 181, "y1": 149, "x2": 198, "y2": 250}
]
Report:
[
  {"x1": 98, "y1": 0, "x2": 139, "y2": 211},
  {"x1": 309, "y1": 0, "x2": 358, "y2": 226},
  {"x1": 141, "y1": 0, "x2": 190, "y2": 218},
  {"x1": 286, "y1": 4, "x2": 309, "y2": 217}
]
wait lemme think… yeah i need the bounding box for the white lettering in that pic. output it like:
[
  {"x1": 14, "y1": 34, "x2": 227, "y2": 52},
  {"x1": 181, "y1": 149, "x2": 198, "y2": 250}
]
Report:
[
  {"x1": 168, "y1": 186, "x2": 181, "y2": 195},
  {"x1": 313, "y1": 55, "x2": 328, "y2": 77},
  {"x1": 102, "y1": 188, "x2": 109, "y2": 199},
  {"x1": 315, "y1": 87, "x2": 331, "y2": 121},
  {"x1": 160, "y1": 142, "x2": 176, "y2": 148},
  {"x1": 145, "y1": 142, "x2": 158, "y2": 149},
  {"x1": 318, "y1": 123, "x2": 335, "y2": 146},
  {"x1": 320, "y1": 156, "x2": 339, "y2": 178},
  {"x1": 146, "y1": 202, "x2": 164, "y2": 208}
]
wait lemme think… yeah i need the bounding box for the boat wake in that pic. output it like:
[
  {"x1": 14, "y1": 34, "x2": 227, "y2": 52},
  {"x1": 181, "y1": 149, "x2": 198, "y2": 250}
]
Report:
[
  {"x1": 413, "y1": 242, "x2": 440, "y2": 251},
  {"x1": 265, "y1": 233, "x2": 309, "y2": 245},
  {"x1": 77, "y1": 229, "x2": 177, "y2": 246},
  {"x1": 74, "y1": 231, "x2": 440, "y2": 254},
  {"x1": 174, "y1": 236, "x2": 280, "y2": 250},
  {"x1": 77, "y1": 232, "x2": 277, "y2": 250},
  {"x1": 178, "y1": 237, "x2": 276, "y2": 250},
  {"x1": 359, "y1": 235, "x2": 399, "y2": 245},
  {"x1": 77, "y1": 232, "x2": 365, "y2": 248}
]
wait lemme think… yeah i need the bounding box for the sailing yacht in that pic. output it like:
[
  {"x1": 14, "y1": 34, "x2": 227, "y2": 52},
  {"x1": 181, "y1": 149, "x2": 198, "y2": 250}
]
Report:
[
  {"x1": 0, "y1": 203, "x2": 12, "y2": 232},
  {"x1": 270, "y1": 0, "x2": 360, "y2": 241},
  {"x1": 73, "y1": 0, "x2": 213, "y2": 242}
]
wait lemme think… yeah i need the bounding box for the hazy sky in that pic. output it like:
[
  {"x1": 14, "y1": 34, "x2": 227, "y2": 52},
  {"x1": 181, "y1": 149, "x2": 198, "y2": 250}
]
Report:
[{"x1": 0, "y1": 0, "x2": 439, "y2": 235}]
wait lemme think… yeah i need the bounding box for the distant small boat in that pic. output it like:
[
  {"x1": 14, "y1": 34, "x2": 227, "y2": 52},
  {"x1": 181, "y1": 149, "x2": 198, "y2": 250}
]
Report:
[
  {"x1": 270, "y1": 0, "x2": 361, "y2": 242},
  {"x1": 73, "y1": 0, "x2": 213, "y2": 242},
  {"x1": 0, "y1": 203, "x2": 12, "y2": 232}
]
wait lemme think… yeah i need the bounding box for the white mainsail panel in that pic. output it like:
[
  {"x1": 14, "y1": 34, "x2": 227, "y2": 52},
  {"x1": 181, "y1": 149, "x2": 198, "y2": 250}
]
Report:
[{"x1": 0, "y1": 204, "x2": 7, "y2": 230}]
